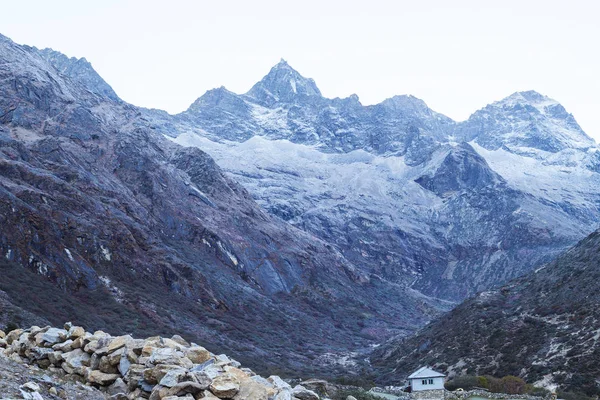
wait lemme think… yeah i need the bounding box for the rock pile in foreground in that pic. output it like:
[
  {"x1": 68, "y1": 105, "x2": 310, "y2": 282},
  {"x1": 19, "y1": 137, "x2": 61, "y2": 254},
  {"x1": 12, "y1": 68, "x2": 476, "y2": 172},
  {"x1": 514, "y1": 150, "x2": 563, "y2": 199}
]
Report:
[{"x1": 0, "y1": 324, "x2": 321, "y2": 400}]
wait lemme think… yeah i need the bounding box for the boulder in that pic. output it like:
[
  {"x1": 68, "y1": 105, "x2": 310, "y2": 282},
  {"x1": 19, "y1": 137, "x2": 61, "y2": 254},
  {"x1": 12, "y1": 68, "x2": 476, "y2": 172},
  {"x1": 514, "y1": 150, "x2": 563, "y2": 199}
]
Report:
[
  {"x1": 210, "y1": 374, "x2": 240, "y2": 398},
  {"x1": 185, "y1": 345, "x2": 211, "y2": 364},
  {"x1": 107, "y1": 335, "x2": 133, "y2": 354},
  {"x1": 52, "y1": 339, "x2": 74, "y2": 352},
  {"x1": 190, "y1": 370, "x2": 211, "y2": 388},
  {"x1": 301, "y1": 379, "x2": 328, "y2": 396},
  {"x1": 6, "y1": 329, "x2": 24, "y2": 344},
  {"x1": 30, "y1": 347, "x2": 53, "y2": 360},
  {"x1": 144, "y1": 364, "x2": 183, "y2": 384},
  {"x1": 269, "y1": 376, "x2": 291, "y2": 390},
  {"x1": 99, "y1": 355, "x2": 119, "y2": 374},
  {"x1": 165, "y1": 381, "x2": 205, "y2": 397},
  {"x1": 274, "y1": 391, "x2": 292, "y2": 400},
  {"x1": 61, "y1": 348, "x2": 91, "y2": 374},
  {"x1": 292, "y1": 385, "x2": 320, "y2": 400},
  {"x1": 125, "y1": 364, "x2": 146, "y2": 390},
  {"x1": 107, "y1": 347, "x2": 125, "y2": 365},
  {"x1": 0, "y1": 329, "x2": 5, "y2": 339},
  {"x1": 71, "y1": 337, "x2": 85, "y2": 349},
  {"x1": 21, "y1": 381, "x2": 41, "y2": 392},
  {"x1": 107, "y1": 378, "x2": 128, "y2": 395},
  {"x1": 118, "y1": 352, "x2": 131, "y2": 376},
  {"x1": 40, "y1": 328, "x2": 68, "y2": 346},
  {"x1": 202, "y1": 364, "x2": 224, "y2": 379},
  {"x1": 170, "y1": 334, "x2": 190, "y2": 346},
  {"x1": 48, "y1": 351, "x2": 63, "y2": 366},
  {"x1": 68, "y1": 326, "x2": 85, "y2": 338},
  {"x1": 158, "y1": 367, "x2": 188, "y2": 387},
  {"x1": 90, "y1": 353, "x2": 101, "y2": 370},
  {"x1": 149, "y1": 347, "x2": 192, "y2": 367},
  {"x1": 233, "y1": 379, "x2": 269, "y2": 400},
  {"x1": 88, "y1": 370, "x2": 121, "y2": 386},
  {"x1": 191, "y1": 358, "x2": 215, "y2": 372}
]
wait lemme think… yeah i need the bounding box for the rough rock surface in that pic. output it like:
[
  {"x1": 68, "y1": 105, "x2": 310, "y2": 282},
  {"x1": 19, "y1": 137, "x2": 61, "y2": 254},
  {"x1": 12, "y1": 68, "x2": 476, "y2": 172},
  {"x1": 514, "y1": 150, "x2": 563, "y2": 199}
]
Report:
[
  {"x1": 0, "y1": 350, "x2": 107, "y2": 399},
  {"x1": 0, "y1": 323, "x2": 322, "y2": 400}
]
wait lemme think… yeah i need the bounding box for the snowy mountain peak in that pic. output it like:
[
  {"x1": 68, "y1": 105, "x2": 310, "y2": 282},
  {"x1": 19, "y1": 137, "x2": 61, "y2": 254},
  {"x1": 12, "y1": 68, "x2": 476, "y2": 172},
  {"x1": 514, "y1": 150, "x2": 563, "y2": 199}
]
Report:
[
  {"x1": 497, "y1": 90, "x2": 560, "y2": 112},
  {"x1": 246, "y1": 60, "x2": 322, "y2": 106},
  {"x1": 381, "y1": 95, "x2": 436, "y2": 114},
  {"x1": 186, "y1": 85, "x2": 247, "y2": 112},
  {"x1": 274, "y1": 58, "x2": 291, "y2": 69},
  {"x1": 457, "y1": 90, "x2": 595, "y2": 152}
]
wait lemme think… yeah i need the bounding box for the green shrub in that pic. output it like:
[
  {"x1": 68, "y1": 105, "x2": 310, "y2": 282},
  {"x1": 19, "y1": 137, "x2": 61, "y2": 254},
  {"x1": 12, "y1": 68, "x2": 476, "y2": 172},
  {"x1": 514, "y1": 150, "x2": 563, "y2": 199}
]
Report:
[
  {"x1": 445, "y1": 375, "x2": 483, "y2": 391},
  {"x1": 500, "y1": 376, "x2": 527, "y2": 394}
]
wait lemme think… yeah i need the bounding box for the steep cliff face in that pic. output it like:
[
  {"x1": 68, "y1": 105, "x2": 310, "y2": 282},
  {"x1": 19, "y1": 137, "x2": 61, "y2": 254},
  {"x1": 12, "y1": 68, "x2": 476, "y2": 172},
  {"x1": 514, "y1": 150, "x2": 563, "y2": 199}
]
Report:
[
  {"x1": 0, "y1": 34, "x2": 444, "y2": 377},
  {"x1": 370, "y1": 228, "x2": 600, "y2": 396}
]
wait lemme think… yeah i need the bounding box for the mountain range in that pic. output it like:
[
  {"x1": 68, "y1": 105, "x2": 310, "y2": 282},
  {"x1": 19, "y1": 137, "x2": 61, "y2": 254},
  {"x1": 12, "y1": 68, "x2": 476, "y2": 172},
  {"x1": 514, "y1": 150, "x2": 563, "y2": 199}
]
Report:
[
  {"x1": 145, "y1": 58, "x2": 600, "y2": 301},
  {"x1": 1, "y1": 32, "x2": 599, "y2": 383}
]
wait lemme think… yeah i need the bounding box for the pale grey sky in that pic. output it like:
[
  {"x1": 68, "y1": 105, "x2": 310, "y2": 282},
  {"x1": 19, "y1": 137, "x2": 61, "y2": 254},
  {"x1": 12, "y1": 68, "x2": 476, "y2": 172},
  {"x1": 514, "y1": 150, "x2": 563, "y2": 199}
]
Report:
[{"x1": 1, "y1": 0, "x2": 599, "y2": 139}]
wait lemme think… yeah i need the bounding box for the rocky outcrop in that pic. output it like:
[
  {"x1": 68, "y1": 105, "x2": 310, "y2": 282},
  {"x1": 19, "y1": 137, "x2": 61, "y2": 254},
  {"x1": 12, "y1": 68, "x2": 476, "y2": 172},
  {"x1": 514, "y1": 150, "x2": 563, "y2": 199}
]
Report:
[{"x1": 0, "y1": 323, "x2": 322, "y2": 400}]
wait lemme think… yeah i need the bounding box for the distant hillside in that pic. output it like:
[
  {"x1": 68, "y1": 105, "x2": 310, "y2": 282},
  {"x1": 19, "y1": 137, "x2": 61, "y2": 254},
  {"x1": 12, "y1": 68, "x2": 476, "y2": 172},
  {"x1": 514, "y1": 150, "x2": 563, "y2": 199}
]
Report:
[{"x1": 371, "y1": 229, "x2": 600, "y2": 396}]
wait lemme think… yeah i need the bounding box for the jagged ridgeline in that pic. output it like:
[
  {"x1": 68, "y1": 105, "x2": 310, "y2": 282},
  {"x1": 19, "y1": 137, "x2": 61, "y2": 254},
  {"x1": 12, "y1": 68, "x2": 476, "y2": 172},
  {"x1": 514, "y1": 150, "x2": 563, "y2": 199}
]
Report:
[
  {"x1": 147, "y1": 59, "x2": 600, "y2": 302},
  {"x1": 0, "y1": 33, "x2": 441, "y2": 378},
  {"x1": 371, "y1": 228, "x2": 600, "y2": 396},
  {"x1": 2, "y1": 29, "x2": 600, "y2": 384}
]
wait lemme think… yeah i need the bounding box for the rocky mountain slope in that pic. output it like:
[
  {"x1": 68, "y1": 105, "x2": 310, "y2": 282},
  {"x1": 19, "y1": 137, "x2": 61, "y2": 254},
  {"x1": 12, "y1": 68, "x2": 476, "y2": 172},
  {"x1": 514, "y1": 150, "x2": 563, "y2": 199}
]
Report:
[
  {"x1": 0, "y1": 33, "x2": 446, "y2": 378},
  {"x1": 370, "y1": 228, "x2": 600, "y2": 396},
  {"x1": 144, "y1": 60, "x2": 600, "y2": 301}
]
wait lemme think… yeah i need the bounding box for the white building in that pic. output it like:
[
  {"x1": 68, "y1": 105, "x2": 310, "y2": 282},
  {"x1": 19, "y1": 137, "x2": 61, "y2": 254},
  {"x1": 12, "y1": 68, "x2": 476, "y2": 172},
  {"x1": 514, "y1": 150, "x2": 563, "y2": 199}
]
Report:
[{"x1": 408, "y1": 366, "x2": 446, "y2": 392}]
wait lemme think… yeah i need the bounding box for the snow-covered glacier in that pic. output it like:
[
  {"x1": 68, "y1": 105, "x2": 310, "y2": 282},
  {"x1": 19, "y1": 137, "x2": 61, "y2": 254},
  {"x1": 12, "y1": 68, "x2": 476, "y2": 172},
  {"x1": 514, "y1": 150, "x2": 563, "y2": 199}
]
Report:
[{"x1": 145, "y1": 60, "x2": 600, "y2": 301}]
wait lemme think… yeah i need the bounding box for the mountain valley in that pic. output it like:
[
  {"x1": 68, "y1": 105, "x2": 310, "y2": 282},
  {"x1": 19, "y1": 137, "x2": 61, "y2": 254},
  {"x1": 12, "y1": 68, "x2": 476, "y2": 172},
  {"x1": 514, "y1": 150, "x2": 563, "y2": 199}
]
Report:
[{"x1": 1, "y1": 32, "x2": 600, "y2": 389}]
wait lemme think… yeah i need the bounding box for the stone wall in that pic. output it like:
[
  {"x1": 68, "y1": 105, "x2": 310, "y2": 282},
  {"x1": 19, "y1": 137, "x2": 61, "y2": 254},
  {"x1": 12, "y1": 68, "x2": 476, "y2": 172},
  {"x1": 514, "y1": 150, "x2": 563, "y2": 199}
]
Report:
[
  {"x1": 412, "y1": 389, "x2": 446, "y2": 400},
  {"x1": 446, "y1": 389, "x2": 551, "y2": 400},
  {"x1": 0, "y1": 323, "x2": 321, "y2": 400}
]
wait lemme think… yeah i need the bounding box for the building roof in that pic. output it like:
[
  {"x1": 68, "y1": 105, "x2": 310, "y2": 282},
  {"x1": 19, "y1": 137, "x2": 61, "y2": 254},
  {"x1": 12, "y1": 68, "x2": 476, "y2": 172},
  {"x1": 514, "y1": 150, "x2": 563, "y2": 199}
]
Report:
[{"x1": 408, "y1": 366, "x2": 446, "y2": 379}]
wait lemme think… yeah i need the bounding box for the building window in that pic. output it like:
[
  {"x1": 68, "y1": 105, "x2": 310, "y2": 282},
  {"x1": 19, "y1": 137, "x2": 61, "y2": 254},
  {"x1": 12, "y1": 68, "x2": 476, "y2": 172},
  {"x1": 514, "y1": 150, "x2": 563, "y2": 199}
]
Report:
[
  {"x1": 422, "y1": 380, "x2": 427, "y2": 385},
  {"x1": 429, "y1": 379, "x2": 434, "y2": 385}
]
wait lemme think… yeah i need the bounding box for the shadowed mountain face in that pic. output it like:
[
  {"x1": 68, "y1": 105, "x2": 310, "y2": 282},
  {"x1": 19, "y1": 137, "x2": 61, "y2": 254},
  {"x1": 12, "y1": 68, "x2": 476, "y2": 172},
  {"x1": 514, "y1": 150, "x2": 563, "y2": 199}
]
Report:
[
  {"x1": 370, "y1": 228, "x2": 600, "y2": 396},
  {"x1": 0, "y1": 34, "x2": 446, "y2": 377}
]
